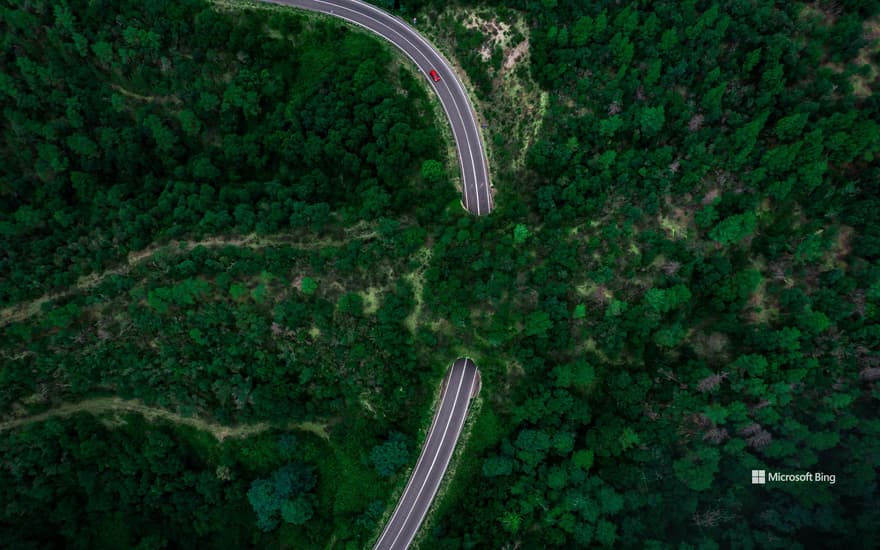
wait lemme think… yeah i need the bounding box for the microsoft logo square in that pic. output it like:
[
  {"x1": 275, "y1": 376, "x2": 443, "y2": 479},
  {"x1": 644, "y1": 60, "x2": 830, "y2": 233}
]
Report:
[{"x1": 752, "y1": 470, "x2": 766, "y2": 485}]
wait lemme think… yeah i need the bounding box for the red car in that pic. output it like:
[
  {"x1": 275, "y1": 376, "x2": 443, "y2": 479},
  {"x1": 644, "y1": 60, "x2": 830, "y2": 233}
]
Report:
[{"x1": 429, "y1": 69, "x2": 441, "y2": 82}]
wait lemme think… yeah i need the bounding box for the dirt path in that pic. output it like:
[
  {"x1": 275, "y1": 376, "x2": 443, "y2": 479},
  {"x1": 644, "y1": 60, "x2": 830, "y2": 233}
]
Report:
[
  {"x1": 0, "y1": 397, "x2": 330, "y2": 441},
  {"x1": 110, "y1": 84, "x2": 183, "y2": 106},
  {"x1": 0, "y1": 225, "x2": 380, "y2": 327}
]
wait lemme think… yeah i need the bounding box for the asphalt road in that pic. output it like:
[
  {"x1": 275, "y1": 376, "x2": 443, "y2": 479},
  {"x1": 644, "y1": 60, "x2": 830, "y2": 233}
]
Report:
[
  {"x1": 259, "y1": 0, "x2": 494, "y2": 216},
  {"x1": 373, "y1": 358, "x2": 480, "y2": 550}
]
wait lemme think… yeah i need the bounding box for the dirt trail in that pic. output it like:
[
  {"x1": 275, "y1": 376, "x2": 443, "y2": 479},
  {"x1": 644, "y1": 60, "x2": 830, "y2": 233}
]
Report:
[
  {"x1": 1, "y1": 226, "x2": 380, "y2": 327},
  {"x1": 110, "y1": 84, "x2": 183, "y2": 105},
  {"x1": 0, "y1": 397, "x2": 330, "y2": 441}
]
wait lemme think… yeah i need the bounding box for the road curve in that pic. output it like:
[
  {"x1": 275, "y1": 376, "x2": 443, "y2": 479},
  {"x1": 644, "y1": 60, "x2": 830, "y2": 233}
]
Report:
[
  {"x1": 374, "y1": 358, "x2": 480, "y2": 550},
  {"x1": 258, "y1": 0, "x2": 493, "y2": 216}
]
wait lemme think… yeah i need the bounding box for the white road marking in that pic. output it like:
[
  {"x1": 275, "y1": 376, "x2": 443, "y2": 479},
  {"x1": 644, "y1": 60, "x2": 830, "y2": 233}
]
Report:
[
  {"x1": 385, "y1": 360, "x2": 469, "y2": 549},
  {"x1": 390, "y1": 364, "x2": 477, "y2": 549},
  {"x1": 373, "y1": 360, "x2": 465, "y2": 549}
]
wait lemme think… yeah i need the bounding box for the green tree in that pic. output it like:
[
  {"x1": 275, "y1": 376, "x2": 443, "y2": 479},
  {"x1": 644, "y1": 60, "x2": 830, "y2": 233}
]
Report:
[
  {"x1": 482, "y1": 456, "x2": 515, "y2": 477},
  {"x1": 702, "y1": 82, "x2": 726, "y2": 119},
  {"x1": 644, "y1": 285, "x2": 692, "y2": 313},
  {"x1": 572, "y1": 15, "x2": 593, "y2": 46},
  {"x1": 281, "y1": 495, "x2": 314, "y2": 525},
  {"x1": 514, "y1": 223, "x2": 530, "y2": 244},
  {"x1": 337, "y1": 292, "x2": 364, "y2": 316},
  {"x1": 654, "y1": 324, "x2": 686, "y2": 347},
  {"x1": 247, "y1": 462, "x2": 317, "y2": 532},
  {"x1": 553, "y1": 360, "x2": 595, "y2": 388},
  {"x1": 370, "y1": 432, "x2": 409, "y2": 477},
  {"x1": 300, "y1": 276, "x2": 317, "y2": 296},
  {"x1": 639, "y1": 106, "x2": 665, "y2": 136},
  {"x1": 595, "y1": 519, "x2": 617, "y2": 546},
  {"x1": 775, "y1": 112, "x2": 809, "y2": 141},
  {"x1": 572, "y1": 449, "x2": 594, "y2": 470},
  {"x1": 673, "y1": 447, "x2": 720, "y2": 491},
  {"x1": 248, "y1": 479, "x2": 282, "y2": 532},
  {"x1": 515, "y1": 429, "x2": 552, "y2": 468},
  {"x1": 731, "y1": 111, "x2": 770, "y2": 167},
  {"x1": 709, "y1": 212, "x2": 757, "y2": 245},
  {"x1": 524, "y1": 311, "x2": 552, "y2": 337}
]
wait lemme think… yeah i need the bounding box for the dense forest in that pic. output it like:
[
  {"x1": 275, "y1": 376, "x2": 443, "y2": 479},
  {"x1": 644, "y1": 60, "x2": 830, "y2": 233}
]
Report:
[
  {"x1": 0, "y1": 0, "x2": 449, "y2": 307},
  {"x1": 2, "y1": 0, "x2": 879, "y2": 548},
  {"x1": 1, "y1": 0, "x2": 449, "y2": 546}
]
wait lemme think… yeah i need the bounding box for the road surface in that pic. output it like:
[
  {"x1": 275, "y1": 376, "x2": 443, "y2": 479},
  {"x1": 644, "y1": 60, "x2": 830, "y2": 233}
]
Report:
[
  {"x1": 373, "y1": 358, "x2": 480, "y2": 550},
  {"x1": 258, "y1": 0, "x2": 494, "y2": 216}
]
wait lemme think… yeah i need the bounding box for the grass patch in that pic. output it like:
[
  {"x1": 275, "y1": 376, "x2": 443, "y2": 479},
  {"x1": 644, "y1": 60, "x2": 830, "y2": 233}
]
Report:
[
  {"x1": 360, "y1": 286, "x2": 384, "y2": 315},
  {"x1": 403, "y1": 246, "x2": 434, "y2": 332}
]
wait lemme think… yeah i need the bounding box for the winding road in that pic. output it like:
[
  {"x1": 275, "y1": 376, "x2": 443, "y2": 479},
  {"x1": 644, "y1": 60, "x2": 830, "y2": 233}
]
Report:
[
  {"x1": 374, "y1": 358, "x2": 480, "y2": 550},
  {"x1": 256, "y1": 1, "x2": 489, "y2": 546},
  {"x1": 261, "y1": 0, "x2": 494, "y2": 216}
]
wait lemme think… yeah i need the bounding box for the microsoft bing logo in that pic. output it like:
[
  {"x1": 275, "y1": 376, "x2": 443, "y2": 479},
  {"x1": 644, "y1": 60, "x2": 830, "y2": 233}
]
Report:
[{"x1": 749, "y1": 469, "x2": 836, "y2": 485}]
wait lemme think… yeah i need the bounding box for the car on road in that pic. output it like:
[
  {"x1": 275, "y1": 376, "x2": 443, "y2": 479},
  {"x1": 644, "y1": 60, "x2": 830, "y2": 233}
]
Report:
[{"x1": 429, "y1": 69, "x2": 441, "y2": 82}]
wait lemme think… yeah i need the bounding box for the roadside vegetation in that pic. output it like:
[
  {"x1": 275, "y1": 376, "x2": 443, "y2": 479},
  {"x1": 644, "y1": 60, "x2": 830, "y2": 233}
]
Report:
[
  {"x1": 417, "y1": 3, "x2": 547, "y2": 187},
  {"x1": 2, "y1": 0, "x2": 880, "y2": 548}
]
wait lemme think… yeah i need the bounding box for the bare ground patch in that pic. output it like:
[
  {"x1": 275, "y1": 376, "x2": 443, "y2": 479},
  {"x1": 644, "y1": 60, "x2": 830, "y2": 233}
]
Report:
[
  {"x1": 420, "y1": 6, "x2": 544, "y2": 172},
  {"x1": 360, "y1": 286, "x2": 384, "y2": 315},
  {"x1": 741, "y1": 269, "x2": 780, "y2": 325},
  {"x1": 462, "y1": 14, "x2": 511, "y2": 62},
  {"x1": 504, "y1": 39, "x2": 530, "y2": 71},
  {"x1": 831, "y1": 225, "x2": 855, "y2": 266}
]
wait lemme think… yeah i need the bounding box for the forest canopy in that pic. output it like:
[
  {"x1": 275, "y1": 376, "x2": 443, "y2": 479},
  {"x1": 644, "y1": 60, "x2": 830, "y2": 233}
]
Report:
[{"x1": 2, "y1": 0, "x2": 880, "y2": 548}]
